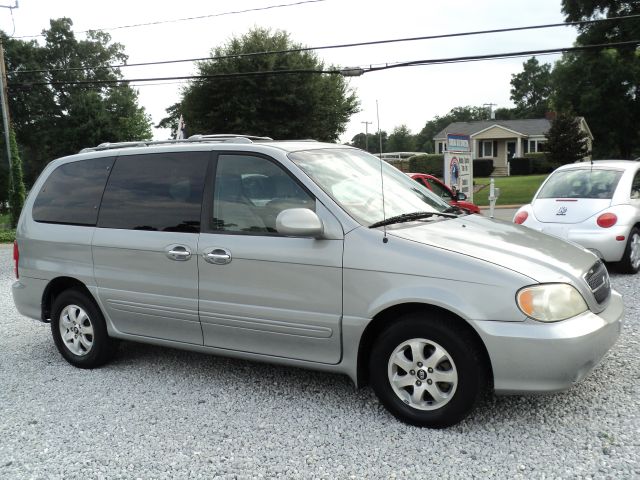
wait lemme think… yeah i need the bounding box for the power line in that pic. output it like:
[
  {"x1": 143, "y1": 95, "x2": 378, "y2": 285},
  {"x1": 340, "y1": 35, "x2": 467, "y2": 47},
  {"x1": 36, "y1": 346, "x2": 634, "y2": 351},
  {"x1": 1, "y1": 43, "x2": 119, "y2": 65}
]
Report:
[
  {"x1": 14, "y1": 0, "x2": 327, "y2": 39},
  {"x1": 9, "y1": 40, "x2": 639, "y2": 88},
  {"x1": 9, "y1": 13, "x2": 640, "y2": 76}
]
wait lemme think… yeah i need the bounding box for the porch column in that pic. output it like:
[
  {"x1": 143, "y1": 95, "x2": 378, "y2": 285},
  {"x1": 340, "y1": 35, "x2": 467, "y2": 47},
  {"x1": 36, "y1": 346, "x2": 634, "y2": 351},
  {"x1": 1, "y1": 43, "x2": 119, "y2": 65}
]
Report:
[{"x1": 515, "y1": 136, "x2": 522, "y2": 158}]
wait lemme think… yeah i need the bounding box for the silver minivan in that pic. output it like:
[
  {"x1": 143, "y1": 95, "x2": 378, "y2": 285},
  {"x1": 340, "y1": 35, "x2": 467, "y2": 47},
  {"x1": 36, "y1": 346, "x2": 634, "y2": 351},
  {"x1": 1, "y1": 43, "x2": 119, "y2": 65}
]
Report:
[{"x1": 12, "y1": 137, "x2": 623, "y2": 427}]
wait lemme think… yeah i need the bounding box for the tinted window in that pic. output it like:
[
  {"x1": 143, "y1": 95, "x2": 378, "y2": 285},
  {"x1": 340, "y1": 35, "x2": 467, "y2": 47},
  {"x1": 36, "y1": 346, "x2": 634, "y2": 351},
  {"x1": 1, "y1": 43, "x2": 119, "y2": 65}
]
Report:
[
  {"x1": 98, "y1": 152, "x2": 209, "y2": 232},
  {"x1": 538, "y1": 169, "x2": 623, "y2": 199},
  {"x1": 211, "y1": 154, "x2": 314, "y2": 233},
  {"x1": 33, "y1": 157, "x2": 115, "y2": 226}
]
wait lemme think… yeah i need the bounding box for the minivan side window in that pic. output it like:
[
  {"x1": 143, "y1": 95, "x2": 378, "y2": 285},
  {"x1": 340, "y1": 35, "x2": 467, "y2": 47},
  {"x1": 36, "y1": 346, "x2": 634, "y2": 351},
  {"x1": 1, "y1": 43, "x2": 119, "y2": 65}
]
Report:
[
  {"x1": 210, "y1": 154, "x2": 314, "y2": 233},
  {"x1": 98, "y1": 152, "x2": 209, "y2": 232},
  {"x1": 32, "y1": 157, "x2": 115, "y2": 226}
]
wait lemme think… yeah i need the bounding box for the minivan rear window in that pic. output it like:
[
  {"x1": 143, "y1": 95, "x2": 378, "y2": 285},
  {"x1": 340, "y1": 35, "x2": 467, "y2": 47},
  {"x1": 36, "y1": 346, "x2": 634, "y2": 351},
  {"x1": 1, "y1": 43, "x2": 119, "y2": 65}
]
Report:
[
  {"x1": 537, "y1": 169, "x2": 623, "y2": 199},
  {"x1": 97, "y1": 152, "x2": 209, "y2": 232},
  {"x1": 32, "y1": 157, "x2": 115, "y2": 226}
]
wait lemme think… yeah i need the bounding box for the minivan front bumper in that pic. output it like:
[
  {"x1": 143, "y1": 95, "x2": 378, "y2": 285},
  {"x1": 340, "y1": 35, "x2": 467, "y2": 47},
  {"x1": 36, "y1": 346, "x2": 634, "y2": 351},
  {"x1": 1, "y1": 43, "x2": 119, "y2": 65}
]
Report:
[{"x1": 472, "y1": 289, "x2": 623, "y2": 394}]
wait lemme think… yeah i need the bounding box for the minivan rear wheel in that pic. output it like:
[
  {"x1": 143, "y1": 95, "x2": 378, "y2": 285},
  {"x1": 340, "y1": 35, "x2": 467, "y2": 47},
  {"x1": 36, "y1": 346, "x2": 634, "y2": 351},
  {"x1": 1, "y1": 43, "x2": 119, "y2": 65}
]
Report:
[
  {"x1": 369, "y1": 313, "x2": 486, "y2": 428},
  {"x1": 51, "y1": 289, "x2": 114, "y2": 368}
]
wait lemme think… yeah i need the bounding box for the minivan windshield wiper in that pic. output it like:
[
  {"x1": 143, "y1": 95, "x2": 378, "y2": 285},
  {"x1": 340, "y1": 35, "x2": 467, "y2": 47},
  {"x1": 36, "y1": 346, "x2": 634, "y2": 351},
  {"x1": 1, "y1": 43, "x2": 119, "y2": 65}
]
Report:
[{"x1": 369, "y1": 211, "x2": 457, "y2": 228}]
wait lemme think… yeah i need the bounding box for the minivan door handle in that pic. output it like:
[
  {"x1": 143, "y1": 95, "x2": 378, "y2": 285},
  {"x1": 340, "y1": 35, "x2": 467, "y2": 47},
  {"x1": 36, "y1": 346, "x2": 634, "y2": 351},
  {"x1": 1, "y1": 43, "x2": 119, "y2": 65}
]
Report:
[
  {"x1": 203, "y1": 247, "x2": 232, "y2": 265},
  {"x1": 166, "y1": 245, "x2": 192, "y2": 261}
]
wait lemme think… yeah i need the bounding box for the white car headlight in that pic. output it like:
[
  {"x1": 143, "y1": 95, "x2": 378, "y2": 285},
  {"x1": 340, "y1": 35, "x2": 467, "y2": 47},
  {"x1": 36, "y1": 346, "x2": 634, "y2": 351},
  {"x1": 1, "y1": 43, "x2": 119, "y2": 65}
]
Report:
[{"x1": 516, "y1": 284, "x2": 588, "y2": 322}]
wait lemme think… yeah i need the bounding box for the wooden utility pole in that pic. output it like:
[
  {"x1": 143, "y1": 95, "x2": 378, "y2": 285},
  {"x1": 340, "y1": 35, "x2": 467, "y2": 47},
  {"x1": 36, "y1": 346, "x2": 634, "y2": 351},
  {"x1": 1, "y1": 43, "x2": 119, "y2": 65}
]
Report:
[
  {"x1": 0, "y1": 40, "x2": 11, "y2": 170},
  {"x1": 361, "y1": 120, "x2": 372, "y2": 151}
]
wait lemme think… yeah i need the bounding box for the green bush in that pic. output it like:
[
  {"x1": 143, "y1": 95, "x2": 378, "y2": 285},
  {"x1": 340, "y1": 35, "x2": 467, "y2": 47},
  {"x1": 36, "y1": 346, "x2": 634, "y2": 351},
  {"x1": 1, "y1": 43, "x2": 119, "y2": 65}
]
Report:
[
  {"x1": 0, "y1": 229, "x2": 15, "y2": 243},
  {"x1": 473, "y1": 159, "x2": 494, "y2": 177},
  {"x1": 510, "y1": 153, "x2": 556, "y2": 175},
  {"x1": 408, "y1": 154, "x2": 444, "y2": 177}
]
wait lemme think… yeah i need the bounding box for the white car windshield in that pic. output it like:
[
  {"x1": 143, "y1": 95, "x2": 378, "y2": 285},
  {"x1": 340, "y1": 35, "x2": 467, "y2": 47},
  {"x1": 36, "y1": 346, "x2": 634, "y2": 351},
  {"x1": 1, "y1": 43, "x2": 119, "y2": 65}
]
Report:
[
  {"x1": 538, "y1": 168, "x2": 623, "y2": 199},
  {"x1": 289, "y1": 148, "x2": 450, "y2": 226}
]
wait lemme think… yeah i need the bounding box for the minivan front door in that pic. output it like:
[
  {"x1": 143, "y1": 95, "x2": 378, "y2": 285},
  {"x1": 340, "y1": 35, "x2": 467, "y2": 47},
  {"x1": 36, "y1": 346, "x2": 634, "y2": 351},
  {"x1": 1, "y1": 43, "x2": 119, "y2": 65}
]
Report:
[
  {"x1": 92, "y1": 152, "x2": 210, "y2": 345},
  {"x1": 197, "y1": 153, "x2": 343, "y2": 364}
]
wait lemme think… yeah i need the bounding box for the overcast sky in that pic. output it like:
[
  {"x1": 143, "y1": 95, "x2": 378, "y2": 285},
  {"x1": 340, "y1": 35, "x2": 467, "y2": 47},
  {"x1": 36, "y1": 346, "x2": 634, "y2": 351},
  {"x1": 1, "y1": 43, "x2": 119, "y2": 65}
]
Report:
[{"x1": 1, "y1": 0, "x2": 579, "y2": 143}]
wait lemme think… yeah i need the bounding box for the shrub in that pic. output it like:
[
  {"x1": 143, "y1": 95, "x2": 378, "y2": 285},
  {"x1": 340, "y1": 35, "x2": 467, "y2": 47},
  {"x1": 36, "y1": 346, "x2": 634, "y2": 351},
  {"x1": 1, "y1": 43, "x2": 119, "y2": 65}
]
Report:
[
  {"x1": 510, "y1": 153, "x2": 556, "y2": 175},
  {"x1": 0, "y1": 229, "x2": 15, "y2": 243},
  {"x1": 473, "y1": 159, "x2": 494, "y2": 177},
  {"x1": 408, "y1": 154, "x2": 444, "y2": 177}
]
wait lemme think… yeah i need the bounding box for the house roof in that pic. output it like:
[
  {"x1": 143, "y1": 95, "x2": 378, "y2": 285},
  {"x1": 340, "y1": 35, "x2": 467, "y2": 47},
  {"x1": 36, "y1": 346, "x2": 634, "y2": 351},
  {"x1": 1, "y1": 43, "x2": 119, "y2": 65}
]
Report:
[{"x1": 434, "y1": 118, "x2": 552, "y2": 140}]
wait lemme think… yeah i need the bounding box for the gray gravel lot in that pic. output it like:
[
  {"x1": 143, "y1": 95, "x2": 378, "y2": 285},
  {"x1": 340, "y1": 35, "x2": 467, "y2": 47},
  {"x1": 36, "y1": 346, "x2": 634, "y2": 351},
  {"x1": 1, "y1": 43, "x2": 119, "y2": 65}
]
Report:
[{"x1": 0, "y1": 243, "x2": 638, "y2": 479}]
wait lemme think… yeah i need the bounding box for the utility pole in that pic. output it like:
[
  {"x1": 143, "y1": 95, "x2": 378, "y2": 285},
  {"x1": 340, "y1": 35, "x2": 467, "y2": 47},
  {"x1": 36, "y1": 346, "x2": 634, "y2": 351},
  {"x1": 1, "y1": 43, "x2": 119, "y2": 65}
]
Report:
[
  {"x1": 361, "y1": 121, "x2": 372, "y2": 151},
  {"x1": 483, "y1": 103, "x2": 497, "y2": 120},
  {"x1": 0, "y1": 40, "x2": 11, "y2": 170}
]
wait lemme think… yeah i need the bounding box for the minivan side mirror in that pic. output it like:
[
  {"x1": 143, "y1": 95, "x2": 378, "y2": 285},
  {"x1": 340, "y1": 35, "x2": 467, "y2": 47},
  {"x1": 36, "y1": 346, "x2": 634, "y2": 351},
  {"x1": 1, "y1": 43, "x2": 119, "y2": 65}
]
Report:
[{"x1": 276, "y1": 208, "x2": 324, "y2": 238}]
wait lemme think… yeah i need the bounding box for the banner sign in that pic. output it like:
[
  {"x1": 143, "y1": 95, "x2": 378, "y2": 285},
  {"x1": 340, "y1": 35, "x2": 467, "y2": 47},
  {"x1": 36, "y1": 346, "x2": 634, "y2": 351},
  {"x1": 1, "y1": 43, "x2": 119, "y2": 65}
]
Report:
[{"x1": 446, "y1": 133, "x2": 470, "y2": 153}]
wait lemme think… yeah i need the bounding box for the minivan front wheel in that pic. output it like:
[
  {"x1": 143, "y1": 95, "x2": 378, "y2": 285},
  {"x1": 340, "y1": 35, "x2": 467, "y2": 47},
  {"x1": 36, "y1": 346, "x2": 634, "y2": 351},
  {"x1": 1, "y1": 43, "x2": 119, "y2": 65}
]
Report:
[
  {"x1": 51, "y1": 289, "x2": 114, "y2": 368},
  {"x1": 369, "y1": 314, "x2": 486, "y2": 428}
]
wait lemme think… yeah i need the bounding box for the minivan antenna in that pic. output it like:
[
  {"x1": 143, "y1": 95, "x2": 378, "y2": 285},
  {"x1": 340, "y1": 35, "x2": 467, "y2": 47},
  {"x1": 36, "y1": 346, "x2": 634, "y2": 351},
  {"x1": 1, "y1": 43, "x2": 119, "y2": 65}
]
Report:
[{"x1": 377, "y1": 100, "x2": 388, "y2": 243}]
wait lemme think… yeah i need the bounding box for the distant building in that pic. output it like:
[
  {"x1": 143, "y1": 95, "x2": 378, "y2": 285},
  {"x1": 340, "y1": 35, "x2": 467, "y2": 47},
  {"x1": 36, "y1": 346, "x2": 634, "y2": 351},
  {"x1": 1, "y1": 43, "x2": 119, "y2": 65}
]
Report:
[{"x1": 433, "y1": 117, "x2": 593, "y2": 176}]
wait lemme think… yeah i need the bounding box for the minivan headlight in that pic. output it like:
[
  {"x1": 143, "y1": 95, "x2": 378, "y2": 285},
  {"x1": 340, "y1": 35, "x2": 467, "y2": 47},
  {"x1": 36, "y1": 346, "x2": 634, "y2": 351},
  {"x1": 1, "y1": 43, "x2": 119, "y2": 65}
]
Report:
[{"x1": 516, "y1": 284, "x2": 588, "y2": 322}]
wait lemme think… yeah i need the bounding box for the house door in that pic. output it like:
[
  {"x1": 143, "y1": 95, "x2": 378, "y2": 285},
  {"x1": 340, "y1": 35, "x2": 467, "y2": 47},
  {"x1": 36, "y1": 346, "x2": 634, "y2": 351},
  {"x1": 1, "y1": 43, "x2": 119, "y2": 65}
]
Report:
[{"x1": 507, "y1": 141, "x2": 517, "y2": 160}]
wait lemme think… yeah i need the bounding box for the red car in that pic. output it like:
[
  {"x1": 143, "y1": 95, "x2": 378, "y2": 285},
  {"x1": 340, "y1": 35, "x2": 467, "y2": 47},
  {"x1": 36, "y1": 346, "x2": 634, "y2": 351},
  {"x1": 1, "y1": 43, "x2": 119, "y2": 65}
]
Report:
[{"x1": 408, "y1": 173, "x2": 481, "y2": 214}]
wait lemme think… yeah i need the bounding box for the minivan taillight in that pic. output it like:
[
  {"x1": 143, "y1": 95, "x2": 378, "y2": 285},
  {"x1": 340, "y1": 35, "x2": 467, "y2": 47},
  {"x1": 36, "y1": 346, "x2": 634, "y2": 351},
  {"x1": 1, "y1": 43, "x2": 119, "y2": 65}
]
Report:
[
  {"x1": 596, "y1": 213, "x2": 617, "y2": 228},
  {"x1": 13, "y1": 240, "x2": 19, "y2": 279}
]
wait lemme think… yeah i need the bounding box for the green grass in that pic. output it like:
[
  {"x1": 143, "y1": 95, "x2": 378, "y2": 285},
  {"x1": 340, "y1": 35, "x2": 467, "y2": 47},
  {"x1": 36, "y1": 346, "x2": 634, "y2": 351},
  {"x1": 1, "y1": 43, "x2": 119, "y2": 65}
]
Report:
[{"x1": 473, "y1": 174, "x2": 547, "y2": 206}]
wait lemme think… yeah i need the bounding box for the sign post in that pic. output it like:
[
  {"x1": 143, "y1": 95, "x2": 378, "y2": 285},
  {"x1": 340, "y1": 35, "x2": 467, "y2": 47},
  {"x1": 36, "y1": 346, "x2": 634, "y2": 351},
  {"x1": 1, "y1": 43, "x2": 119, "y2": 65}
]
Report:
[{"x1": 443, "y1": 134, "x2": 473, "y2": 202}]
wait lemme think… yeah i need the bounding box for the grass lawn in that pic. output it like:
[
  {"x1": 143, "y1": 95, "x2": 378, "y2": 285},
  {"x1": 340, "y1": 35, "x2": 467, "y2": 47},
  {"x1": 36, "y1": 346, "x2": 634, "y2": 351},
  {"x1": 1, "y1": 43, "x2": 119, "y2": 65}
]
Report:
[{"x1": 473, "y1": 174, "x2": 547, "y2": 206}]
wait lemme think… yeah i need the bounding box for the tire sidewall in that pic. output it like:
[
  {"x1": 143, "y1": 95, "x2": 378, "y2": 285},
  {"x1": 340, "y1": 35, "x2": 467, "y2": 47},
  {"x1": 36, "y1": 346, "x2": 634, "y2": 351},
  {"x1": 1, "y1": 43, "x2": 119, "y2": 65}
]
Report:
[
  {"x1": 370, "y1": 316, "x2": 484, "y2": 428},
  {"x1": 51, "y1": 289, "x2": 111, "y2": 368}
]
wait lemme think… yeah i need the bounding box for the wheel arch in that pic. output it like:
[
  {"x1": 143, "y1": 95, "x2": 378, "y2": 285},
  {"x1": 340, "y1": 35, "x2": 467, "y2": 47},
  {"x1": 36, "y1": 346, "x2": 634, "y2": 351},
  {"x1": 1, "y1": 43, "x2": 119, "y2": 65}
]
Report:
[
  {"x1": 41, "y1": 276, "x2": 94, "y2": 322},
  {"x1": 356, "y1": 302, "x2": 493, "y2": 388}
]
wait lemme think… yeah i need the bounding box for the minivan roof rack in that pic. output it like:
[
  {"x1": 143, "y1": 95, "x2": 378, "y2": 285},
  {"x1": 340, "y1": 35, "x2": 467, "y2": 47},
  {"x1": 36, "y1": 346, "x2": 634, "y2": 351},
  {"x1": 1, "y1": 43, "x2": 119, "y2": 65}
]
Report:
[{"x1": 79, "y1": 134, "x2": 275, "y2": 153}]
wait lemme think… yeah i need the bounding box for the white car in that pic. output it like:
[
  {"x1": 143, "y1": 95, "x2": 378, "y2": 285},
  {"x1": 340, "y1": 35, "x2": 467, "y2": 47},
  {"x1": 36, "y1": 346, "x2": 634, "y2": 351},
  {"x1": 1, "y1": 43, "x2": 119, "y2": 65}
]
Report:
[{"x1": 514, "y1": 160, "x2": 640, "y2": 273}]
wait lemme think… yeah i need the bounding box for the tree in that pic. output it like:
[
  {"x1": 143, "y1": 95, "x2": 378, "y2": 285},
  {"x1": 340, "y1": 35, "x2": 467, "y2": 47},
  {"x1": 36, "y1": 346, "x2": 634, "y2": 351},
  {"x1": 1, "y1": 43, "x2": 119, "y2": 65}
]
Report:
[
  {"x1": 7, "y1": 128, "x2": 26, "y2": 227},
  {"x1": 159, "y1": 28, "x2": 359, "y2": 141},
  {"x1": 545, "y1": 112, "x2": 591, "y2": 166},
  {"x1": 4, "y1": 18, "x2": 153, "y2": 185},
  {"x1": 510, "y1": 57, "x2": 553, "y2": 117},
  {"x1": 387, "y1": 125, "x2": 416, "y2": 152},
  {"x1": 349, "y1": 131, "x2": 387, "y2": 153},
  {"x1": 553, "y1": 1, "x2": 640, "y2": 158}
]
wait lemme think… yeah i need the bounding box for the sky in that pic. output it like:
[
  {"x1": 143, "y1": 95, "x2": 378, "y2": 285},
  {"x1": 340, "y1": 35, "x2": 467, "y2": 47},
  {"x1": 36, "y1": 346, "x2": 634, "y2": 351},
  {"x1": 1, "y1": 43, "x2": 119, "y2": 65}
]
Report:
[{"x1": 0, "y1": 0, "x2": 579, "y2": 144}]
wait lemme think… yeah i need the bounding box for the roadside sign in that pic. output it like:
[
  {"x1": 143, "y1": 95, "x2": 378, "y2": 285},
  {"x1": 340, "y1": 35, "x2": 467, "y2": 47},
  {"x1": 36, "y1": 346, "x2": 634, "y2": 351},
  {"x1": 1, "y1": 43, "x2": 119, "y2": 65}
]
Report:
[{"x1": 444, "y1": 134, "x2": 473, "y2": 202}]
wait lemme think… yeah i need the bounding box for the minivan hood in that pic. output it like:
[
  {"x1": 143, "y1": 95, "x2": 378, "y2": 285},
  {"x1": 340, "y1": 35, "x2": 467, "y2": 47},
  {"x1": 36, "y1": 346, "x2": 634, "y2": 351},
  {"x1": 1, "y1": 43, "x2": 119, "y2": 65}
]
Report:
[{"x1": 387, "y1": 214, "x2": 598, "y2": 283}]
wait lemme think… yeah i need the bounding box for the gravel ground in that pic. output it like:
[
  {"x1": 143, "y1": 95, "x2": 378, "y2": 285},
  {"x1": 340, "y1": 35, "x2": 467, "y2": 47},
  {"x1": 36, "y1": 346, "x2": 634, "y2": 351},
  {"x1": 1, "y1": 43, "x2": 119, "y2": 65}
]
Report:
[{"x1": 0, "y1": 243, "x2": 638, "y2": 479}]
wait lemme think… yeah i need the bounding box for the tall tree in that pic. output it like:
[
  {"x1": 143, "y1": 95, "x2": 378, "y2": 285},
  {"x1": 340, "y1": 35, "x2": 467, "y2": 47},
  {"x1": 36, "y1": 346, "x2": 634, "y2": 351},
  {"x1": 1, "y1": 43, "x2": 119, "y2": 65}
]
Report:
[
  {"x1": 510, "y1": 57, "x2": 553, "y2": 117},
  {"x1": 554, "y1": 1, "x2": 640, "y2": 158},
  {"x1": 545, "y1": 112, "x2": 591, "y2": 166},
  {"x1": 4, "y1": 18, "x2": 153, "y2": 185},
  {"x1": 387, "y1": 125, "x2": 416, "y2": 152},
  {"x1": 159, "y1": 28, "x2": 359, "y2": 141},
  {"x1": 349, "y1": 131, "x2": 387, "y2": 153}
]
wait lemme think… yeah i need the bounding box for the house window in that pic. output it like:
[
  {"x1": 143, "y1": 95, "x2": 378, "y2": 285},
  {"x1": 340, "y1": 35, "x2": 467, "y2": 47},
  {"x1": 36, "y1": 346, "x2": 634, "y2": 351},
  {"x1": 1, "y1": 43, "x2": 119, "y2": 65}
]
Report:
[
  {"x1": 438, "y1": 142, "x2": 443, "y2": 154},
  {"x1": 480, "y1": 140, "x2": 493, "y2": 157},
  {"x1": 537, "y1": 141, "x2": 547, "y2": 152},
  {"x1": 529, "y1": 140, "x2": 547, "y2": 153}
]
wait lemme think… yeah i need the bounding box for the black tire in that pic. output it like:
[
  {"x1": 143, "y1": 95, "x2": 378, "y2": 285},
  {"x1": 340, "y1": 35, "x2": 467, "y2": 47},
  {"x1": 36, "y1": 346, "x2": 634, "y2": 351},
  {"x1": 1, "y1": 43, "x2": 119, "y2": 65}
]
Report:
[
  {"x1": 369, "y1": 313, "x2": 487, "y2": 428},
  {"x1": 51, "y1": 289, "x2": 114, "y2": 368},
  {"x1": 614, "y1": 227, "x2": 640, "y2": 274}
]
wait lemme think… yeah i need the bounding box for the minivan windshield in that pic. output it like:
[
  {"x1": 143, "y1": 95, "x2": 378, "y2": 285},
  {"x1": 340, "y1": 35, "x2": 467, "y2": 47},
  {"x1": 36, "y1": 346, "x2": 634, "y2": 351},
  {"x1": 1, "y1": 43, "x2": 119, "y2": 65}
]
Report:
[
  {"x1": 289, "y1": 148, "x2": 450, "y2": 226},
  {"x1": 537, "y1": 168, "x2": 623, "y2": 199}
]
